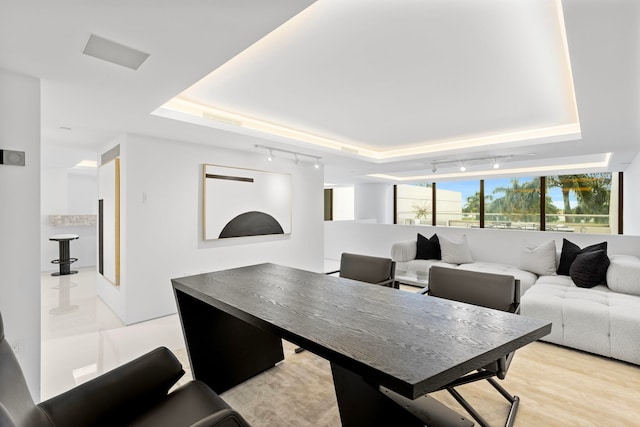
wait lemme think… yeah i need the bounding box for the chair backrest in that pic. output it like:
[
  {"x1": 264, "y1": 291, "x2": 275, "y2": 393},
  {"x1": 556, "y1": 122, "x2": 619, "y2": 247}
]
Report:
[
  {"x1": 428, "y1": 267, "x2": 520, "y2": 378},
  {"x1": 0, "y1": 314, "x2": 48, "y2": 427},
  {"x1": 428, "y1": 266, "x2": 520, "y2": 313},
  {"x1": 339, "y1": 253, "x2": 396, "y2": 286}
]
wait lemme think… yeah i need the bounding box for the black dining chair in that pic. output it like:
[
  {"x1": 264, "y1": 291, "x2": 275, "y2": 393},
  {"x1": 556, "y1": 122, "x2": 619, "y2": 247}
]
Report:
[
  {"x1": 327, "y1": 252, "x2": 397, "y2": 287},
  {"x1": 425, "y1": 266, "x2": 521, "y2": 427},
  {"x1": 0, "y1": 311, "x2": 251, "y2": 427},
  {"x1": 295, "y1": 253, "x2": 396, "y2": 354}
]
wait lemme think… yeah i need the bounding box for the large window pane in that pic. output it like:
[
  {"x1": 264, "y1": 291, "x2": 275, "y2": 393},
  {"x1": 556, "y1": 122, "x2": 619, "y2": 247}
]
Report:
[
  {"x1": 485, "y1": 177, "x2": 541, "y2": 230},
  {"x1": 545, "y1": 173, "x2": 613, "y2": 234},
  {"x1": 436, "y1": 181, "x2": 480, "y2": 227},
  {"x1": 396, "y1": 183, "x2": 432, "y2": 225}
]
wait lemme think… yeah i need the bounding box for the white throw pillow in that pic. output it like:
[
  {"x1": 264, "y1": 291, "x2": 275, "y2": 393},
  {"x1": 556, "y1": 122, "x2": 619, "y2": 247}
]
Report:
[
  {"x1": 518, "y1": 240, "x2": 557, "y2": 276},
  {"x1": 439, "y1": 235, "x2": 473, "y2": 264},
  {"x1": 606, "y1": 254, "x2": 640, "y2": 296}
]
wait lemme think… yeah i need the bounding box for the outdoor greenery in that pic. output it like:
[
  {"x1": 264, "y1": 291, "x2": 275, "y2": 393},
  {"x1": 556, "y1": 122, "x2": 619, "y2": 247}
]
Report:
[
  {"x1": 547, "y1": 174, "x2": 611, "y2": 223},
  {"x1": 461, "y1": 173, "x2": 612, "y2": 225}
]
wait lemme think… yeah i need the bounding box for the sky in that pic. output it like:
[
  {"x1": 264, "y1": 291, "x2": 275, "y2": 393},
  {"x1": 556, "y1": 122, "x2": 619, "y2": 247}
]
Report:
[{"x1": 437, "y1": 177, "x2": 578, "y2": 209}]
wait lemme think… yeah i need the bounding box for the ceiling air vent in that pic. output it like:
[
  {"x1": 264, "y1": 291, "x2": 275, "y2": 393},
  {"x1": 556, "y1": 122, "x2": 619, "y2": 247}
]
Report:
[{"x1": 82, "y1": 34, "x2": 150, "y2": 70}]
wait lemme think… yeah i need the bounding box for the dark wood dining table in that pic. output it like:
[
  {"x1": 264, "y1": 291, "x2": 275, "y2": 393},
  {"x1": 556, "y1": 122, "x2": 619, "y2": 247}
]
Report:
[{"x1": 172, "y1": 263, "x2": 551, "y2": 427}]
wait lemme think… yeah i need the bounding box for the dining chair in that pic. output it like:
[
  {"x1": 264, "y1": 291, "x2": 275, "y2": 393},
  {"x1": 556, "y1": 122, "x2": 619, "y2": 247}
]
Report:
[
  {"x1": 295, "y1": 253, "x2": 397, "y2": 354},
  {"x1": 0, "y1": 311, "x2": 251, "y2": 427},
  {"x1": 425, "y1": 266, "x2": 521, "y2": 427},
  {"x1": 328, "y1": 252, "x2": 397, "y2": 287}
]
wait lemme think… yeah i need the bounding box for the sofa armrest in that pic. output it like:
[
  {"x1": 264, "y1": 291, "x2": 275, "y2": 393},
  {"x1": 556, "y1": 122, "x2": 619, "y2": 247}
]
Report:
[
  {"x1": 391, "y1": 240, "x2": 416, "y2": 262},
  {"x1": 39, "y1": 347, "x2": 184, "y2": 426},
  {"x1": 190, "y1": 409, "x2": 252, "y2": 427}
]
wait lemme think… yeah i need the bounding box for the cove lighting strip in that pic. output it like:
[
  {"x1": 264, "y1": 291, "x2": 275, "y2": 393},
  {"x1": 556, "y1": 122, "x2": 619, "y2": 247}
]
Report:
[
  {"x1": 157, "y1": 98, "x2": 581, "y2": 161},
  {"x1": 368, "y1": 153, "x2": 612, "y2": 182}
]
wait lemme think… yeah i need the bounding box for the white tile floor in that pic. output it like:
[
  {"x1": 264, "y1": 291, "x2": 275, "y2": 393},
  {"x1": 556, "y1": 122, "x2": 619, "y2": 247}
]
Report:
[{"x1": 40, "y1": 267, "x2": 187, "y2": 400}]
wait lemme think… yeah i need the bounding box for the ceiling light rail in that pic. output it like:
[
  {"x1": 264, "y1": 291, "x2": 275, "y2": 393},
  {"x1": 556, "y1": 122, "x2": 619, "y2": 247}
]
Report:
[
  {"x1": 430, "y1": 155, "x2": 514, "y2": 173},
  {"x1": 255, "y1": 144, "x2": 322, "y2": 167}
]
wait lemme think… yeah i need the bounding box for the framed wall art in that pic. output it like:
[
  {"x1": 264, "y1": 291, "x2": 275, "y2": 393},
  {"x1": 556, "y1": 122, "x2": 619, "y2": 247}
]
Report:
[{"x1": 203, "y1": 164, "x2": 292, "y2": 240}]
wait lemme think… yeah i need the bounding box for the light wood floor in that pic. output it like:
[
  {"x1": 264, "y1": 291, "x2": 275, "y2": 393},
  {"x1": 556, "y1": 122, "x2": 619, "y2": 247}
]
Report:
[
  {"x1": 432, "y1": 339, "x2": 640, "y2": 426},
  {"x1": 213, "y1": 286, "x2": 640, "y2": 426}
]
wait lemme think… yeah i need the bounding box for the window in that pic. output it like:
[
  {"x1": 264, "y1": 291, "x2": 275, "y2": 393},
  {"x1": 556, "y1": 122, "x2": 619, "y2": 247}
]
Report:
[
  {"x1": 392, "y1": 172, "x2": 621, "y2": 233},
  {"x1": 484, "y1": 177, "x2": 542, "y2": 230},
  {"x1": 436, "y1": 181, "x2": 480, "y2": 228},
  {"x1": 396, "y1": 183, "x2": 432, "y2": 225},
  {"x1": 545, "y1": 173, "x2": 614, "y2": 234}
]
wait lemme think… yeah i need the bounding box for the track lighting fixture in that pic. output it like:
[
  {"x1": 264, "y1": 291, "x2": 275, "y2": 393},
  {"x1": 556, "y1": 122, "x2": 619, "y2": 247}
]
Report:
[
  {"x1": 428, "y1": 155, "x2": 513, "y2": 174},
  {"x1": 255, "y1": 144, "x2": 322, "y2": 168}
]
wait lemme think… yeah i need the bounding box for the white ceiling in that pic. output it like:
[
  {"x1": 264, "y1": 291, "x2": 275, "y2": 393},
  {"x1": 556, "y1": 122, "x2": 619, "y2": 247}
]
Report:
[{"x1": 1, "y1": 0, "x2": 638, "y2": 183}]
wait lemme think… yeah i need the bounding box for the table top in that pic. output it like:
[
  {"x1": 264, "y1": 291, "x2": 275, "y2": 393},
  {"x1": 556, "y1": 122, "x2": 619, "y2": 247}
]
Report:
[{"x1": 172, "y1": 263, "x2": 550, "y2": 399}]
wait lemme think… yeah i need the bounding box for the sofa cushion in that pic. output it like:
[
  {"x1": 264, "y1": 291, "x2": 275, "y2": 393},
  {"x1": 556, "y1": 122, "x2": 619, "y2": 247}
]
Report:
[
  {"x1": 518, "y1": 240, "x2": 557, "y2": 276},
  {"x1": 521, "y1": 281, "x2": 640, "y2": 365},
  {"x1": 455, "y1": 262, "x2": 537, "y2": 295},
  {"x1": 569, "y1": 250, "x2": 609, "y2": 288},
  {"x1": 557, "y1": 238, "x2": 607, "y2": 276},
  {"x1": 416, "y1": 233, "x2": 441, "y2": 260},
  {"x1": 606, "y1": 254, "x2": 640, "y2": 296},
  {"x1": 439, "y1": 234, "x2": 473, "y2": 264}
]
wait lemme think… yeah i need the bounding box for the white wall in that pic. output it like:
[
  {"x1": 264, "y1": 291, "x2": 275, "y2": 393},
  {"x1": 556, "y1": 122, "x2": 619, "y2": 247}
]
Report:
[
  {"x1": 354, "y1": 183, "x2": 394, "y2": 224},
  {"x1": 41, "y1": 160, "x2": 97, "y2": 271},
  {"x1": 97, "y1": 134, "x2": 324, "y2": 325},
  {"x1": 624, "y1": 154, "x2": 640, "y2": 236},
  {"x1": 325, "y1": 221, "x2": 640, "y2": 266},
  {"x1": 0, "y1": 69, "x2": 41, "y2": 400}
]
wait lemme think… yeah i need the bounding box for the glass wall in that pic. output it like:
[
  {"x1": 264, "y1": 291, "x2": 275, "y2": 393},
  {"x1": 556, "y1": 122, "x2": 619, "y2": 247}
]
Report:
[
  {"x1": 396, "y1": 183, "x2": 432, "y2": 225},
  {"x1": 484, "y1": 177, "x2": 542, "y2": 230},
  {"x1": 394, "y1": 172, "x2": 619, "y2": 234},
  {"x1": 545, "y1": 173, "x2": 614, "y2": 234},
  {"x1": 436, "y1": 181, "x2": 480, "y2": 228}
]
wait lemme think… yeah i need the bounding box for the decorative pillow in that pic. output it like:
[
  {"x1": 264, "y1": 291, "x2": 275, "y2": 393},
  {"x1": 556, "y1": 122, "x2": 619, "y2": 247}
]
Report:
[
  {"x1": 439, "y1": 234, "x2": 473, "y2": 264},
  {"x1": 569, "y1": 250, "x2": 610, "y2": 288},
  {"x1": 416, "y1": 233, "x2": 441, "y2": 260},
  {"x1": 606, "y1": 254, "x2": 640, "y2": 296},
  {"x1": 518, "y1": 240, "x2": 557, "y2": 276},
  {"x1": 557, "y1": 239, "x2": 607, "y2": 276}
]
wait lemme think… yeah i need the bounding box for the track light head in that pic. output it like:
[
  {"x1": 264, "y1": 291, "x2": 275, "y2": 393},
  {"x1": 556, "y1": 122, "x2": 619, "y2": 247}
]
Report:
[{"x1": 267, "y1": 149, "x2": 273, "y2": 162}]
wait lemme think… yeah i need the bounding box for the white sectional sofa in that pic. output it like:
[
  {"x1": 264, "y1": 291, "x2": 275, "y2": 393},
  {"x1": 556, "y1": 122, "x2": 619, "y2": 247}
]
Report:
[{"x1": 390, "y1": 235, "x2": 640, "y2": 366}]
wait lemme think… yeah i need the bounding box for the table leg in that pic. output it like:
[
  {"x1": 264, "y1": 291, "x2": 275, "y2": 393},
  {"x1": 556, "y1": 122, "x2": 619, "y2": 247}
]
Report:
[
  {"x1": 331, "y1": 362, "x2": 473, "y2": 427},
  {"x1": 174, "y1": 289, "x2": 284, "y2": 394}
]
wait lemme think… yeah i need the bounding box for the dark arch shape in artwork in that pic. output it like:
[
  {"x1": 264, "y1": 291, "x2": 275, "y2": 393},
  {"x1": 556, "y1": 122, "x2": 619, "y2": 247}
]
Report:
[{"x1": 219, "y1": 211, "x2": 285, "y2": 238}]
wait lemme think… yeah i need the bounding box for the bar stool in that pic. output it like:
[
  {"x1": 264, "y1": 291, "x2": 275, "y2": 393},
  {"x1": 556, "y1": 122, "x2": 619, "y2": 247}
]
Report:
[{"x1": 49, "y1": 234, "x2": 79, "y2": 276}]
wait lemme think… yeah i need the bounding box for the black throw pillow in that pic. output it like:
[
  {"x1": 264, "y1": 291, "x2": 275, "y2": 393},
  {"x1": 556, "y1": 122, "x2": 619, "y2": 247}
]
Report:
[
  {"x1": 569, "y1": 250, "x2": 610, "y2": 288},
  {"x1": 416, "y1": 233, "x2": 441, "y2": 260},
  {"x1": 557, "y1": 238, "x2": 607, "y2": 276}
]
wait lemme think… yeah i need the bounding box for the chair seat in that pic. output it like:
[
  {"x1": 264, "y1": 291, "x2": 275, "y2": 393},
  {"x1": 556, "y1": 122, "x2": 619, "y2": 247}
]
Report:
[{"x1": 127, "y1": 381, "x2": 231, "y2": 427}]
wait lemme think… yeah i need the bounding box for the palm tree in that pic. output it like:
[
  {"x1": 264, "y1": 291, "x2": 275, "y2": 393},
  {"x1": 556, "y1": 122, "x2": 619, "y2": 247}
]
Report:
[
  {"x1": 547, "y1": 175, "x2": 582, "y2": 222},
  {"x1": 548, "y1": 174, "x2": 611, "y2": 223},
  {"x1": 489, "y1": 178, "x2": 558, "y2": 223}
]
